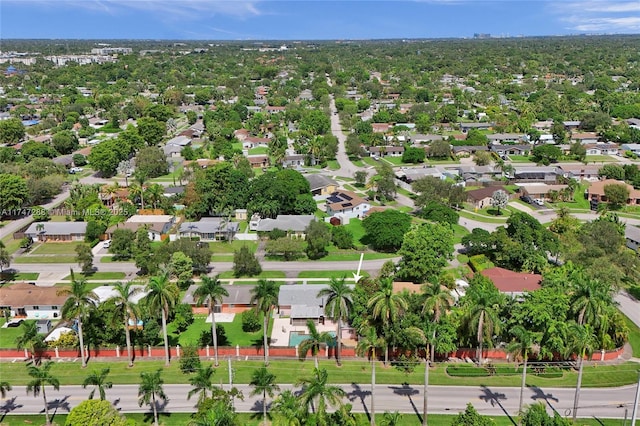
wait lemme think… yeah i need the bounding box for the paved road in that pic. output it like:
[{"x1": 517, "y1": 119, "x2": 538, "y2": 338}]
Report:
[
  {"x1": 0, "y1": 188, "x2": 71, "y2": 241},
  {"x1": 328, "y1": 96, "x2": 364, "y2": 179},
  {"x1": 2, "y1": 382, "x2": 636, "y2": 419}
]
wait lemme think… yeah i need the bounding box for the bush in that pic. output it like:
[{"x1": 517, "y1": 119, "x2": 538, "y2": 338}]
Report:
[
  {"x1": 331, "y1": 225, "x2": 354, "y2": 249},
  {"x1": 179, "y1": 345, "x2": 201, "y2": 373},
  {"x1": 392, "y1": 353, "x2": 420, "y2": 374},
  {"x1": 417, "y1": 201, "x2": 459, "y2": 225},
  {"x1": 198, "y1": 326, "x2": 229, "y2": 347},
  {"x1": 65, "y1": 399, "x2": 128, "y2": 426},
  {"x1": 46, "y1": 331, "x2": 77, "y2": 348},
  {"x1": 468, "y1": 254, "x2": 494, "y2": 272},
  {"x1": 73, "y1": 154, "x2": 87, "y2": 166},
  {"x1": 241, "y1": 309, "x2": 261, "y2": 332},
  {"x1": 171, "y1": 303, "x2": 194, "y2": 332},
  {"x1": 32, "y1": 206, "x2": 50, "y2": 222},
  {"x1": 267, "y1": 228, "x2": 287, "y2": 240},
  {"x1": 446, "y1": 365, "x2": 489, "y2": 377}
]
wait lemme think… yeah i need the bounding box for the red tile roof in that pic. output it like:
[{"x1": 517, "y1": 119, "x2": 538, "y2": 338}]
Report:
[{"x1": 480, "y1": 267, "x2": 541, "y2": 293}]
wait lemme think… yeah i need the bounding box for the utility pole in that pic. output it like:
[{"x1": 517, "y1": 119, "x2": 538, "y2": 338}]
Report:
[
  {"x1": 423, "y1": 358, "x2": 429, "y2": 426},
  {"x1": 370, "y1": 358, "x2": 376, "y2": 426},
  {"x1": 631, "y1": 371, "x2": 640, "y2": 426},
  {"x1": 228, "y1": 357, "x2": 235, "y2": 409}
]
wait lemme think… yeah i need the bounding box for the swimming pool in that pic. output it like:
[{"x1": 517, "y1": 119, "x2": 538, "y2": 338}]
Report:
[{"x1": 288, "y1": 330, "x2": 336, "y2": 347}]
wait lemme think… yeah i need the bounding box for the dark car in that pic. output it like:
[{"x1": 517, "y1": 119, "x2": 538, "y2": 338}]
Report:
[{"x1": 520, "y1": 195, "x2": 533, "y2": 204}]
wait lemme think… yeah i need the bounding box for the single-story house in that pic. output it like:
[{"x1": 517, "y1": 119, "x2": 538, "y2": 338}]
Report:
[
  {"x1": 305, "y1": 174, "x2": 338, "y2": 196},
  {"x1": 487, "y1": 133, "x2": 526, "y2": 144},
  {"x1": 179, "y1": 218, "x2": 239, "y2": 241},
  {"x1": 466, "y1": 185, "x2": 508, "y2": 209},
  {"x1": 372, "y1": 123, "x2": 392, "y2": 133},
  {"x1": 281, "y1": 154, "x2": 304, "y2": 169},
  {"x1": 517, "y1": 183, "x2": 568, "y2": 201},
  {"x1": 457, "y1": 165, "x2": 500, "y2": 181},
  {"x1": 163, "y1": 135, "x2": 191, "y2": 158},
  {"x1": 162, "y1": 186, "x2": 185, "y2": 198},
  {"x1": 490, "y1": 144, "x2": 531, "y2": 157},
  {"x1": 584, "y1": 143, "x2": 619, "y2": 156},
  {"x1": 587, "y1": 179, "x2": 640, "y2": 206},
  {"x1": 325, "y1": 190, "x2": 371, "y2": 223},
  {"x1": 254, "y1": 215, "x2": 316, "y2": 238},
  {"x1": 459, "y1": 122, "x2": 493, "y2": 132},
  {"x1": 563, "y1": 121, "x2": 581, "y2": 131},
  {"x1": 570, "y1": 132, "x2": 599, "y2": 145},
  {"x1": 106, "y1": 215, "x2": 175, "y2": 241},
  {"x1": 452, "y1": 145, "x2": 489, "y2": 157},
  {"x1": 411, "y1": 134, "x2": 444, "y2": 144},
  {"x1": 369, "y1": 146, "x2": 405, "y2": 157},
  {"x1": 278, "y1": 284, "x2": 354, "y2": 327},
  {"x1": 512, "y1": 166, "x2": 560, "y2": 182},
  {"x1": 92, "y1": 285, "x2": 148, "y2": 306},
  {"x1": 533, "y1": 120, "x2": 553, "y2": 131},
  {"x1": 625, "y1": 226, "x2": 640, "y2": 251},
  {"x1": 183, "y1": 284, "x2": 253, "y2": 314},
  {"x1": 247, "y1": 155, "x2": 269, "y2": 168},
  {"x1": 0, "y1": 282, "x2": 69, "y2": 319},
  {"x1": 559, "y1": 164, "x2": 600, "y2": 181},
  {"x1": 243, "y1": 136, "x2": 270, "y2": 149},
  {"x1": 25, "y1": 221, "x2": 88, "y2": 242},
  {"x1": 480, "y1": 267, "x2": 542, "y2": 297},
  {"x1": 621, "y1": 143, "x2": 640, "y2": 155},
  {"x1": 395, "y1": 166, "x2": 445, "y2": 183}
]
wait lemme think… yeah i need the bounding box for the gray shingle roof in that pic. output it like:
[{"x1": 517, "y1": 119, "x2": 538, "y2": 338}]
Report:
[
  {"x1": 256, "y1": 215, "x2": 315, "y2": 233},
  {"x1": 278, "y1": 284, "x2": 354, "y2": 308},
  {"x1": 183, "y1": 284, "x2": 253, "y2": 306},
  {"x1": 179, "y1": 218, "x2": 239, "y2": 234},
  {"x1": 25, "y1": 221, "x2": 88, "y2": 236},
  {"x1": 304, "y1": 174, "x2": 337, "y2": 191}
]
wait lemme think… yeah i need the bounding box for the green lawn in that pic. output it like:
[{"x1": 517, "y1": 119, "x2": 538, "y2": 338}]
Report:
[
  {"x1": 458, "y1": 209, "x2": 509, "y2": 224},
  {"x1": 168, "y1": 313, "x2": 266, "y2": 348},
  {"x1": 1, "y1": 236, "x2": 24, "y2": 255},
  {"x1": 248, "y1": 146, "x2": 268, "y2": 155},
  {"x1": 217, "y1": 270, "x2": 286, "y2": 279},
  {"x1": 297, "y1": 270, "x2": 369, "y2": 279},
  {"x1": 623, "y1": 313, "x2": 640, "y2": 357},
  {"x1": 451, "y1": 223, "x2": 469, "y2": 244},
  {"x1": 553, "y1": 182, "x2": 590, "y2": 210},
  {"x1": 585, "y1": 155, "x2": 618, "y2": 163},
  {"x1": 62, "y1": 271, "x2": 126, "y2": 281},
  {"x1": 14, "y1": 255, "x2": 77, "y2": 264},
  {"x1": 509, "y1": 155, "x2": 533, "y2": 163},
  {"x1": 341, "y1": 218, "x2": 366, "y2": 245},
  {"x1": 0, "y1": 272, "x2": 39, "y2": 282},
  {"x1": 326, "y1": 160, "x2": 340, "y2": 170},
  {"x1": 208, "y1": 240, "x2": 257, "y2": 254},
  {"x1": 319, "y1": 251, "x2": 396, "y2": 262},
  {"x1": 0, "y1": 318, "x2": 35, "y2": 348},
  {"x1": 211, "y1": 254, "x2": 234, "y2": 262},
  {"x1": 30, "y1": 241, "x2": 84, "y2": 255}
]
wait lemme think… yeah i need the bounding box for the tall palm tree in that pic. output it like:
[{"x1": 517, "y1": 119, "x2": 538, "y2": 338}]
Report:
[
  {"x1": 0, "y1": 381, "x2": 12, "y2": 398},
  {"x1": 460, "y1": 279, "x2": 503, "y2": 364},
  {"x1": 422, "y1": 280, "x2": 454, "y2": 361},
  {"x1": 15, "y1": 321, "x2": 45, "y2": 363},
  {"x1": 26, "y1": 361, "x2": 60, "y2": 426},
  {"x1": 506, "y1": 326, "x2": 538, "y2": 423},
  {"x1": 250, "y1": 279, "x2": 279, "y2": 366},
  {"x1": 297, "y1": 368, "x2": 346, "y2": 421},
  {"x1": 187, "y1": 364, "x2": 216, "y2": 406},
  {"x1": 57, "y1": 269, "x2": 98, "y2": 368},
  {"x1": 249, "y1": 367, "x2": 280, "y2": 426},
  {"x1": 82, "y1": 367, "x2": 113, "y2": 400},
  {"x1": 133, "y1": 172, "x2": 148, "y2": 209},
  {"x1": 298, "y1": 319, "x2": 333, "y2": 369},
  {"x1": 570, "y1": 277, "x2": 612, "y2": 328},
  {"x1": 145, "y1": 271, "x2": 178, "y2": 366},
  {"x1": 193, "y1": 275, "x2": 229, "y2": 367},
  {"x1": 565, "y1": 322, "x2": 596, "y2": 422},
  {"x1": 317, "y1": 276, "x2": 353, "y2": 366},
  {"x1": 356, "y1": 325, "x2": 383, "y2": 426},
  {"x1": 138, "y1": 369, "x2": 168, "y2": 426},
  {"x1": 112, "y1": 281, "x2": 142, "y2": 367},
  {"x1": 367, "y1": 278, "x2": 408, "y2": 365},
  {"x1": 271, "y1": 390, "x2": 304, "y2": 426},
  {"x1": 146, "y1": 184, "x2": 164, "y2": 210}
]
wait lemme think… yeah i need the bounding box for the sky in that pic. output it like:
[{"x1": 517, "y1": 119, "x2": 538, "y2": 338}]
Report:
[{"x1": 1, "y1": 0, "x2": 639, "y2": 40}]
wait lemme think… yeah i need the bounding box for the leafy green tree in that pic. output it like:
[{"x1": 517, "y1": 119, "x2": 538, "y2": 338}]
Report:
[
  {"x1": 169, "y1": 251, "x2": 193, "y2": 290},
  {"x1": 0, "y1": 240, "x2": 11, "y2": 273},
  {"x1": 298, "y1": 319, "x2": 333, "y2": 368},
  {"x1": 531, "y1": 145, "x2": 561, "y2": 165},
  {"x1": 521, "y1": 402, "x2": 572, "y2": 426},
  {"x1": 0, "y1": 173, "x2": 29, "y2": 215},
  {"x1": 21, "y1": 141, "x2": 57, "y2": 161},
  {"x1": 250, "y1": 279, "x2": 279, "y2": 365},
  {"x1": 565, "y1": 323, "x2": 597, "y2": 422},
  {"x1": 137, "y1": 116, "x2": 166, "y2": 146},
  {"x1": 233, "y1": 245, "x2": 262, "y2": 277},
  {"x1": 134, "y1": 226, "x2": 156, "y2": 275},
  {"x1": 193, "y1": 275, "x2": 229, "y2": 367},
  {"x1": 112, "y1": 281, "x2": 142, "y2": 367},
  {"x1": 598, "y1": 164, "x2": 625, "y2": 181},
  {"x1": 145, "y1": 271, "x2": 179, "y2": 366},
  {"x1": 82, "y1": 367, "x2": 113, "y2": 400},
  {"x1": 51, "y1": 130, "x2": 79, "y2": 154},
  {"x1": 569, "y1": 142, "x2": 586, "y2": 162},
  {"x1": 422, "y1": 280, "x2": 455, "y2": 361},
  {"x1": 473, "y1": 151, "x2": 492, "y2": 166},
  {"x1": 187, "y1": 364, "x2": 216, "y2": 406},
  {"x1": 368, "y1": 278, "x2": 408, "y2": 364},
  {"x1": 26, "y1": 361, "x2": 60, "y2": 426},
  {"x1": 506, "y1": 326, "x2": 538, "y2": 418},
  {"x1": 412, "y1": 176, "x2": 466, "y2": 208},
  {"x1": 490, "y1": 189, "x2": 509, "y2": 215},
  {"x1": 402, "y1": 147, "x2": 426, "y2": 163},
  {"x1": 75, "y1": 243, "x2": 94, "y2": 273},
  {"x1": 427, "y1": 140, "x2": 451, "y2": 159},
  {"x1": 88, "y1": 139, "x2": 130, "y2": 177},
  {"x1": 138, "y1": 369, "x2": 168, "y2": 426},
  {"x1": 250, "y1": 367, "x2": 280, "y2": 426},
  {"x1": 305, "y1": 220, "x2": 331, "y2": 260},
  {"x1": 318, "y1": 277, "x2": 353, "y2": 366},
  {"x1": 57, "y1": 270, "x2": 98, "y2": 368},
  {"x1": 110, "y1": 228, "x2": 135, "y2": 260},
  {"x1": 331, "y1": 225, "x2": 354, "y2": 249},
  {"x1": 296, "y1": 368, "x2": 346, "y2": 420},
  {"x1": 397, "y1": 223, "x2": 454, "y2": 283},
  {"x1": 362, "y1": 210, "x2": 412, "y2": 252},
  {"x1": 247, "y1": 169, "x2": 315, "y2": 218},
  {"x1": 65, "y1": 399, "x2": 128, "y2": 426},
  {"x1": 135, "y1": 147, "x2": 169, "y2": 178},
  {"x1": 73, "y1": 153, "x2": 87, "y2": 167},
  {"x1": 368, "y1": 162, "x2": 397, "y2": 201},
  {"x1": 0, "y1": 118, "x2": 25, "y2": 145},
  {"x1": 0, "y1": 380, "x2": 11, "y2": 398},
  {"x1": 354, "y1": 170, "x2": 368, "y2": 186},
  {"x1": 603, "y1": 183, "x2": 630, "y2": 209},
  {"x1": 417, "y1": 201, "x2": 459, "y2": 225},
  {"x1": 271, "y1": 390, "x2": 305, "y2": 426},
  {"x1": 451, "y1": 403, "x2": 494, "y2": 426}
]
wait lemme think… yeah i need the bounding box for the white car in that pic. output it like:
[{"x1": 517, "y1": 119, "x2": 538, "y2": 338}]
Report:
[
  {"x1": 534, "y1": 199, "x2": 545, "y2": 206},
  {"x1": 103, "y1": 239, "x2": 111, "y2": 248}
]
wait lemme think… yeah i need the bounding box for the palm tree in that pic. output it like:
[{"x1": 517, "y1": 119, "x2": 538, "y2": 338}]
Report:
[
  {"x1": 367, "y1": 278, "x2": 408, "y2": 365},
  {"x1": 271, "y1": 390, "x2": 304, "y2": 426},
  {"x1": 187, "y1": 364, "x2": 216, "y2": 406},
  {"x1": 298, "y1": 319, "x2": 333, "y2": 369},
  {"x1": 57, "y1": 269, "x2": 98, "y2": 368},
  {"x1": 82, "y1": 367, "x2": 113, "y2": 400},
  {"x1": 460, "y1": 279, "x2": 503, "y2": 364},
  {"x1": 565, "y1": 322, "x2": 597, "y2": 422},
  {"x1": 145, "y1": 271, "x2": 178, "y2": 366},
  {"x1": 112, "y1": 281, "x2": 142, "y2": 367},
  {"x1": 15, "y1": 321, "x2": 45, "y2": 363},
  {"x1": 381, "y1": 411, "x2": 401, "y2": 426},
  {"x1": 26, "y1": 361, "x2": 60, "y2": 426},
  {"x1": 506, "y1": 326, "x2": 538, "y2": 423},
  {"x1": 249, "y1": 367, "x2": 280, "y2": 426},
  {"x1": 317, "y1": 277, "x2": 353, "y2": 366},
  {"x1": 138, "y1": 369, "x2": 168, "y2": 426},
  {"x1": 421, "y1": 280, "x2": 454, "y2": 361},
  {"x1": 250, "y1": 279, "x2": 279, "y2": 366},
  {"x1": 297, "y1": 368, "x2": 346, "y2": 420},
  {"x1": 133, "y1": 172, "x2": 148, "y2": 209},
  {"x1": 146, "y1": 183, "x2": 164, "y2": 210},
  {"x1": 193, "y1": 275, "x2": 229, "y2": 367},
  {"x1": 570, "y1": 277, "x2": 612, "y2": 328},
  {"x1": 0, "y1": 381, "x2": 11, "y2": 398},
  {"x1": 356, "y1": 325, "x2": 383, "y2": 426}
]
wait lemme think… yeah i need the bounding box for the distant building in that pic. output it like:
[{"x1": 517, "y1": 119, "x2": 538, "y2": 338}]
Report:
[{"x1": 25, "y1": 222, "x2": 87, "y2": 242}]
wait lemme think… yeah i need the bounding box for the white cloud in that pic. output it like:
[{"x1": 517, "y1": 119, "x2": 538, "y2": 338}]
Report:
[{"x1": 550, "y1": 0, "x2": 640, "y2": 33}]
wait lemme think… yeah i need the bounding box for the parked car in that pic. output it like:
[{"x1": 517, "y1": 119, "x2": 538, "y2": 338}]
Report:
[
  {"x1": 69, "y1": 167, "x2": 83, "y2": 174},
  {"x1": 520, "y1": 195, "x2": 533, "y2": 204},
  {"x1": 534, "y1": 198, "x2": 545, "y2": 206},
  {"x1": 103, "y1": 239, "x2": 111, "y2": 248}
]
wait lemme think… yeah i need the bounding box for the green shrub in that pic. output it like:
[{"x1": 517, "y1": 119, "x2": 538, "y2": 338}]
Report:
[
  {"x1": 198, "y1": 326, "x2": 229, "y2": 347},
  {"x1": 179, "y1": 345, "x2": 201, "y2": 373},
  {"x1": 468, "y1": 254, "x2": 494, "y2": 272},
  {"x1": 241, "y1": 309, "x2": 261, "y2": 332},
  {"x1": 446, "y1": 364, "x2": 489, "y2": 377}
]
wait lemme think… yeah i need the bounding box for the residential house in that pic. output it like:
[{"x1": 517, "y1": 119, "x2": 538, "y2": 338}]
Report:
[
  {"x1": 243, "y1": 136, "x2": 270, "y2": 150},
  {"x1": 162, "y1": 186, "x2": 185, "y2": 198},
  {"x1": 246, "y1": 155, "x2": 269, "y2": 168},
  {"x1": 254, "y1": 215, "x2": 316, "y2": 238},
  {"x1": 517, "y1": 183, "x2": 568, "y2": 201},
  {"x1": 570, "y1": 132, "x2": 599, "y2": 145},
  {"x1": 559, "y1": 164, "x2": 600, "y2": 181},
  {"x1": 234, "y1": 129, "x2": 250, "y2": 142},
  {"x1": 372, "y1": 123, "x2": 392, "y2": 133},
  {"x1": 563, "y1": 121, "x2": 581, "y2": 131},
  {"x1": 487, "y1": 133, "x2": 526, "y2": 144},
  {"x1": 282, "y1": 154, "x2": 305, "y2": 168},
  {"x1": 490, "y1": 144, "x2": 531, "y2": 157},
  {"x1": 480, "y1": 268, "x2": 542, "y2": 298},
  {"x1": 0, "y1": 282, "x2": 68, "y2": 319},
  {"x1": 183, "y1": 284, "x2": 253, "y2": 314},
  {"x1": 587, "y1": 179, "x2": 640, "y2": 206},
  {"x1": 456, "y1": 165, "x2": 500, "y2": 182},
  {"x1": 512, "y1": 166, "x2": 560, "y2": 182},
  {"x1": 411, "y1": 134, "x2": 444, "y2": 144},
  {"x1": 459, "y1": 122, "x2": 493, "y2": 132},
  {"x1": 396, "y1": 166, "x2": 449, "y2": 183},
  {"x1": 92, "y1": 285, "x2": 148, "y2": 306},
  {"x1": 305, "y1": 174, "x2": 338, "y2": 196},
  {"x1": 106, "y1": 215, "x2": 175, "y2": 241},
  {"x1": 621, "y1": 143, "x2": 640, "y2": 155},
  {"x1": 179, "y1": 218, "x2": 239, "y2": 241},
  {"x1": 625, "y1": 226, "x2": 640, "y2": 251},
  {"x1": 533, "y1": 120, "x2": 554, "y2": 131},
  {"x1": 299, "y1": 89, "x2": 313, "y2": 101},
  {"x1": 325, "y1": 190, "x2": 371, "y2": 223},
  {"x1": 278, "y1": 284, "x2": 354, "y2": 327},
  {"x1": 584, "y1": 143, "x2": 619, "y2": 156},
  {"x1": 163, "y1": 135, "x2": 191, "y2": 158},
  {"x1": 466, "y1": 185, "x2": 509, "y2": 209},
  {"x1": 266, "y1": 106, "x2": 286, "y2": 114},
  {"x1": 452, "y1": 145, "x2": 489, "y2": 157},
  {"x1": 626, "y1": 118, "x2": 640, "y2": 130},
  {"x1": 25, "y1": 221, "x2": 88, "y2": 242},
  {"x1": 183, "y1": 159, "x2": 219, "y2": 169},
  {"x1": 369, "y1": 145, "x2": 405, "y2": 157}
]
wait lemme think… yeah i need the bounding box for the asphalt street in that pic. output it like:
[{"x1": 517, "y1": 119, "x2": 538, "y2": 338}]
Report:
[{"x1": 1, "y1": 383, "x2": 637, "y2": 419}]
